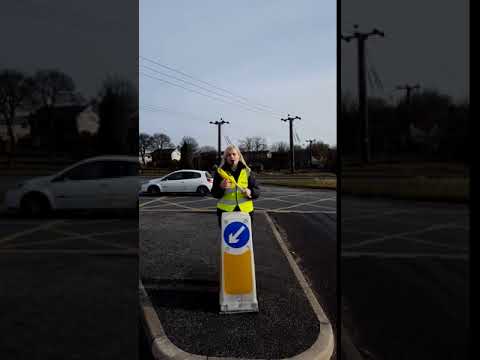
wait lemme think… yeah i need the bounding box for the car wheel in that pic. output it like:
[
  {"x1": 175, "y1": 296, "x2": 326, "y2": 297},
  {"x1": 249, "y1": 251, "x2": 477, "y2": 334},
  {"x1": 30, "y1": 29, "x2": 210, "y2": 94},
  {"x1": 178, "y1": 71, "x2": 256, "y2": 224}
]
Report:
[
  {"x1": 21, "y1": 193, "x2": 51, "y2": 217},
  {"x1": 196, "y1": 186, "x2": 209, "y2": 196},
  {"x1": 147, "y1": 185, "x2": 161, "y2": 195}
]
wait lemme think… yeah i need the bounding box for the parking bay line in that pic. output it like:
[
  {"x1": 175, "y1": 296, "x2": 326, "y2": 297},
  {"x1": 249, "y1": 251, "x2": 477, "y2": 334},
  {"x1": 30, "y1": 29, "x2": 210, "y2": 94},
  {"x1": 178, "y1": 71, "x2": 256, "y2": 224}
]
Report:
[
  {"x1": 0, "y1": 220, "x2": 65, "y2": 246},
  {"x1": 275, "y1": 198, "x2": 337, "y2": 211},
  {"x1": 3, "y1": 228, "x2": 138, "y2": 249},
  {"x1": 341, "y1": 251, "x2": 468, "y2": 260},
  {"x1": 342, "y1": 222, "x2": 462, "y2": 250},
  {"x1": 0, "y1": 249, "x2": 137, "y2": 255},
  {"x1": 140, "y1": 198, "x2": 166, "y2": 208},
  {"x1": 144, "y1": 201, "x2": 199, "y2": 211}
]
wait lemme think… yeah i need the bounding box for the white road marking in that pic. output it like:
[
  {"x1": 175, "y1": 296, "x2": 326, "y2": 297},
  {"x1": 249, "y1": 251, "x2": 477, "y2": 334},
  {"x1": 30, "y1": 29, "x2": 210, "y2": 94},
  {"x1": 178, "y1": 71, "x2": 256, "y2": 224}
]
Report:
[
  {"x1": 146, "y1": 201, "x2": 198, "y2": 210},
  {"x1": 275, "y1": 198, "x2": 336, "y2": 211},
  {"x1": 140, "y1": 209, "x2": 215, "y2": 213},
  {"x1": 397, "y1": 236, "x2": 469, "y2": 251},
  {"x1": 52, "y1": 229, "x2": 133, "y2": 250},
  {"x1": 342, "y1": 251, "x2": 468, "y2": 260},
  {"x1": 0, "y1": 220, "x2": 65, "y2": 245},
  {"x1": 0, "y1": 249, "x2": 137, "y2": 255},
  {"x1": 139, "y1": 189, "x2": 336, "y2": 213},
  {"x1": 2, "y1": 228, "x2": 137, "y2": 249},
  {"x1": 139, "y1": 198, "x2": 165, "y2": 208},
  {"x1": 342, "y1": 222, "x2": 462, "y2": 250},
  {"x1": 341, "y1": 210, "x2": 410, "y2": 222}
]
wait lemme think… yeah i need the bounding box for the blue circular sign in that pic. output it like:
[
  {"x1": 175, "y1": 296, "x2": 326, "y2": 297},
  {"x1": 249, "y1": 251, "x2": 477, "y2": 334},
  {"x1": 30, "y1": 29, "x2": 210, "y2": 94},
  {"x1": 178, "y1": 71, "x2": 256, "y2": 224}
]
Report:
[{"x1": 223, "y1": 221, "x2": 250, "y2": 248}]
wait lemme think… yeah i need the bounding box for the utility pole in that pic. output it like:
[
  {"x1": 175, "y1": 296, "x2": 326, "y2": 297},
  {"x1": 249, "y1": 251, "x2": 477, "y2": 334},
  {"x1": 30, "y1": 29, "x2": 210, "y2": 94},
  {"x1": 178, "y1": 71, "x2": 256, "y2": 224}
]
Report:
[
  {"x1": 281, "y1": 114, "x2": 301, "y2": 174},
  {"x1": 306, "y1": 139, "x2": 315, "y2": 168},
  {"x1": 209, "y1": 118, "x2": 230, "y2": 164},
  {"x1": 342, "y1": 24, "x2": 384, "y2": 164},
  {"x1": 396, "y1": 84, "x2": 420, "y2": 143}
]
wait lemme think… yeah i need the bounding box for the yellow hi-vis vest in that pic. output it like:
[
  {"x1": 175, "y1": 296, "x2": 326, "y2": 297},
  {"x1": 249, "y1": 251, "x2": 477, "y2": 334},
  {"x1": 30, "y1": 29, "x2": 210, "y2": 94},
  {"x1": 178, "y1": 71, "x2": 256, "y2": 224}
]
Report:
[{"x1": 217, "y1": 168, "x2": 254, "y2": 213}]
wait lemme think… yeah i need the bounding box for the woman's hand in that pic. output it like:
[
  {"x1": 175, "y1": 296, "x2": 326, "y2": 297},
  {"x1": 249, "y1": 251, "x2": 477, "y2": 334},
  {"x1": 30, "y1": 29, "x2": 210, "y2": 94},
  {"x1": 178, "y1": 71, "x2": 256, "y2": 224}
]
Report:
[
  {"x1": 242, "y1": 188, "x2": 252, "y2": 198},
  {"x1": 220, "y1": 179, "x2": 231, "y2": 189}
]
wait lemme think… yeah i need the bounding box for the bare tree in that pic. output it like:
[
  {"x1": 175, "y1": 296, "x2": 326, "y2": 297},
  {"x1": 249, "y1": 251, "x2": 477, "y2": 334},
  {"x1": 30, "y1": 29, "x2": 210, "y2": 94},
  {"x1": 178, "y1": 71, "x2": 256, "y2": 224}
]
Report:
[
  {"x1": 199, "y1": 145, "x2": 216, "y2": 154},
  {"x1": 0, "y1": 70, "x2": 33, "y2": 154},
  {"x1": 311, "y1": 141, "x2": 330, "y2": 158},
  {"x1": 139, "y1": 133, "x2": 153, "y2": 165},
  {"x1": 32, "y1": 69, "x2": 75, "y2": 108},
  {"x1": 151, "y1": 133, "x2": 174, "y2": 150},
  {"x1": 252, "y1": 136, "x2": 268, "y2": 152},
  {"x1": 239, "y1": 137, "x2": 255, "y2": 153},
  {"x1": 271, "y1": 141, "x2": 289, "y2": 153}
]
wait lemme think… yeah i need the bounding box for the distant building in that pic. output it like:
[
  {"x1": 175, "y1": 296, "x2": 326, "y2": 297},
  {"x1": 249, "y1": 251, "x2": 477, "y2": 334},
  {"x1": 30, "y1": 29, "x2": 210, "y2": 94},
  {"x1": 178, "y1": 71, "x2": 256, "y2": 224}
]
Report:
[
  {"x1": 171, "y1": 149, "x2": 181, "y2": 161},
  {"x1": 76, "y1": 106, "x2": 100, "y2": 135}
]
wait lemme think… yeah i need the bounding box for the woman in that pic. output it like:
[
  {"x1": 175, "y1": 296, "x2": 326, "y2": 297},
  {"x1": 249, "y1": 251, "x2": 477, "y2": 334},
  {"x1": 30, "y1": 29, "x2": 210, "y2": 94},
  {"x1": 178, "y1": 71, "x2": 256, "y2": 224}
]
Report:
[{"x1": 211, "y1": 144, "x2": 260, "y2": 227}]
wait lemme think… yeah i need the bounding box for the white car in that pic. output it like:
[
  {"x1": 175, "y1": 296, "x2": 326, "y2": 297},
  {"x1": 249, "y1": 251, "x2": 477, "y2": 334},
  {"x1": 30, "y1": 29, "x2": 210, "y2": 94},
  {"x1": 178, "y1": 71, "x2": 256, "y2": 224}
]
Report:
[
  {"x1": 141, "y1": 169, "x2": 213, "y2": 196},
  {"x1": 5, "y1": 155, "x2": 139, "y2": 216}
]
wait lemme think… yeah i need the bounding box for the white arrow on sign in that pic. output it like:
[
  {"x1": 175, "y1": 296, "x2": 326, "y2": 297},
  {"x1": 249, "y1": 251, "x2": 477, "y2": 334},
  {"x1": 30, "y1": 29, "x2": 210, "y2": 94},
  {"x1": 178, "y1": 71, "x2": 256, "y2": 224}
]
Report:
[{"x1": 228, "y1": 225, "x2": 246, "y2": 244}]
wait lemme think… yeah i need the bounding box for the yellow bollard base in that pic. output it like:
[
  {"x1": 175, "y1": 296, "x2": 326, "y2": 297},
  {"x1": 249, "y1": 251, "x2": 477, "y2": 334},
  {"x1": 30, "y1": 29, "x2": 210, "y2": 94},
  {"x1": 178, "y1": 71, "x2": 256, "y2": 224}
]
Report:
[{"x1": 220, "y1": 300, "x2": 259, "y2": 314}]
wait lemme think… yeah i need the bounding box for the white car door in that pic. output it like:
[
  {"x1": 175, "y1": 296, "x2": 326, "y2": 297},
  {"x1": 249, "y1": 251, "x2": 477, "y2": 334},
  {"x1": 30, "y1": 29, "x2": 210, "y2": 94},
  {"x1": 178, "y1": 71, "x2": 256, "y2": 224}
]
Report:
[
  {"x1": 49, "y1": 161, "x2": 108, "y2": 209},
  {"x1": 101, "y1": 160, "x2": 138, "y2": 208},
  {"x1": 182, "y1": 171, "x2": 201, "y2": 192},
  {"x1": 160, "y1": 172, "x2": 186, "y2": 192}
]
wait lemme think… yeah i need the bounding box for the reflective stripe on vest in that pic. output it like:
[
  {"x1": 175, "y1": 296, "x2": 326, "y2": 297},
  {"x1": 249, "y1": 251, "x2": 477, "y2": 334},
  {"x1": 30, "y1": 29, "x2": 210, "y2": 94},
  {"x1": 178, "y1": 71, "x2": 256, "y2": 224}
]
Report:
[{"x1": 217, "y1": 168, "x2": 254, "y2": 213}]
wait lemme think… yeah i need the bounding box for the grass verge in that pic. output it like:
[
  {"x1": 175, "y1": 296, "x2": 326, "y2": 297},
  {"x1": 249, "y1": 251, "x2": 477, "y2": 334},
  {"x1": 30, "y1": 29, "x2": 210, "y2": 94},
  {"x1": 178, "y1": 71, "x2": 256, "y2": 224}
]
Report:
[
  {"x1": 342, "y1": 177, "x2": 469, "y2": 202},
  {"x1": 259, "y1": 178, "x2": 337, "y2": 190},
  {"x1": 259, "y1": 176, "x2": 469, "y2": 202}
]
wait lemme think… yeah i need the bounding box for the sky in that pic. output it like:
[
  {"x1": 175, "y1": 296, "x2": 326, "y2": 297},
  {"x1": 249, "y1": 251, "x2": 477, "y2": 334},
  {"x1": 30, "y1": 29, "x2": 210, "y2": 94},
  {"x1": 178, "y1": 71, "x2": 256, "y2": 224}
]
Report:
[
  {"x1": 140, "y1": 0, "x2": 337, "y2": 149},
  {"x1": 1, "y1": 0, "x2": 138, "y2": 99},
  {"x1": 341, "y1": 0, "x2": 469, "y2": 104}
]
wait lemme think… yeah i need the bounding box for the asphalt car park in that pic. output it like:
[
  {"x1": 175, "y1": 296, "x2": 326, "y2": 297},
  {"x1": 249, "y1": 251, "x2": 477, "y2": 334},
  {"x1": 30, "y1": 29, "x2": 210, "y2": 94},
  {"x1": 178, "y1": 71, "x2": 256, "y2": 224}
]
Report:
[
  {"x1": 139, "y1": 185, "x2": 336, "y2": 213},
  {"x1": 0, "y1": 215, "x2": 138, "y2": 359},
  {"x1": 340, "y1": 196, "x2": 469, "y2": 359},
  {"x1": 139, "y1": 185, "x2": 338, "y2": 359},
  {"x1": 0, "y1": 218, "x2": 138, "y2": 253}
]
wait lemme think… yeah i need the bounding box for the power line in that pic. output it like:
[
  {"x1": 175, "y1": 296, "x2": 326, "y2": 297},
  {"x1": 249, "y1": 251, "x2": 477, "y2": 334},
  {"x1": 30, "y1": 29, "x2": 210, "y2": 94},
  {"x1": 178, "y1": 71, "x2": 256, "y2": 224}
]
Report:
[
  {"x1": 140, "y1": 64, "x2": 280, "y2": 117},
  {"x1": 366, "y1": 47, "x2": 384, "y2": 93},
  {"x1": 140, "y1": 71, "x2": 279, "y2": 118},
  {"x1": 140, "y1": 104, "x2": 209, "y2": 122},
  {"x1": 294, "y1": 125, "x2": 301, "y2": 143},
  {"x1": 140, "y1": 55, "x2": 284, "y2": 116}
]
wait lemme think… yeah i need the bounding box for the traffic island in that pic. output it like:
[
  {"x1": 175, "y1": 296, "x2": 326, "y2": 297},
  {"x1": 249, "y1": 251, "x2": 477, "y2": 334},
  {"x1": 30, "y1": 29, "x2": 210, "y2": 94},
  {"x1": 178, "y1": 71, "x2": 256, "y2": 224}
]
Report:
[{"x1": 140, "y1": 211, "x2": 334, "y2": 359}]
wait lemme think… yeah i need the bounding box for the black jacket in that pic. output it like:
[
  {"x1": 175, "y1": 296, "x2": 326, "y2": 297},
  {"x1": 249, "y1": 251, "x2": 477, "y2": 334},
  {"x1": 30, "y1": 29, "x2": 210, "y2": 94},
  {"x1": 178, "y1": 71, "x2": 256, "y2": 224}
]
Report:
[{"x1": 211, "y1": 162, "x2": 260, "y2": 200}]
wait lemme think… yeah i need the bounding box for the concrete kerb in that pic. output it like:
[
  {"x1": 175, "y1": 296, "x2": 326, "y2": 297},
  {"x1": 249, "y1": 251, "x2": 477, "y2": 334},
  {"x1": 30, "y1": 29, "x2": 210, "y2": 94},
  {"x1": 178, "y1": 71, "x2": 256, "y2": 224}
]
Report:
[
  {"x1": 139, "y1": 281, "x2": 207, "y2": 360},
  {"x1": 139, "y1": 211, "x2": 334, "y2": 360},
  {"x1": 263, "y1": 212, "x2": 335, "y2": 360}
]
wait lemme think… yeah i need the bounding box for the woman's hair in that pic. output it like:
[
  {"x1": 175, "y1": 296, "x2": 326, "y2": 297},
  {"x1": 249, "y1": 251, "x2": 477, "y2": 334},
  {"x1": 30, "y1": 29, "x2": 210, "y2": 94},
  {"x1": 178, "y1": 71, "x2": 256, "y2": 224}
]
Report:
[{"x1": 220, "y1": 144, "x2": 251, "y2": 171}]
